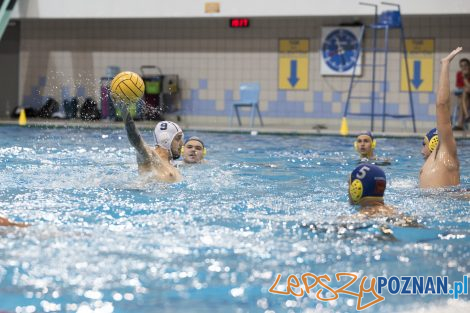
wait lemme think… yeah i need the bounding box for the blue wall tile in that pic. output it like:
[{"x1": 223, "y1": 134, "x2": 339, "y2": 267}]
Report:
[
  {"x1": 312, "y1": 91, "x2": 335, "y2": 118},
  {"x1": 265, "y1": 91, "x2": 306, "y2": 118},
  {"x1": 199, "y1": 79, "x2": 208, "y2": 90}
]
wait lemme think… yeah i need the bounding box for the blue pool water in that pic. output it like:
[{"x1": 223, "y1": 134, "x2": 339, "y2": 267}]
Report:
[{"x1": 0, "y1": 125, "x2": 469, "y2": 313}]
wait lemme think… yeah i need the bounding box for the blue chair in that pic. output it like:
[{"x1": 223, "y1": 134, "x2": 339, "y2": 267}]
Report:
[{"x1": 230, "y1": 82, "x2": 264, "y2": 127}]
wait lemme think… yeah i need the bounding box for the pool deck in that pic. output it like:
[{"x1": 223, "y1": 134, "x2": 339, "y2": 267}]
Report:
[{"x1": 1, "y1": 118, "x2": 470, "y2": 139}]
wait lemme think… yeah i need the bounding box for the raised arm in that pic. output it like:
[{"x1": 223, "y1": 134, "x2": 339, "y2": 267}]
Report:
[
  {"x1": 436, "y1": 47, "x2": 462, "y2": 155},
  {"x1": 119, "y1": 103, "x2": 151, "y2": 161}
]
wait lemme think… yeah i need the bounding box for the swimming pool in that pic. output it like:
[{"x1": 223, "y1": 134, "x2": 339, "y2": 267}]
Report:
[{"x1": 0, "y1": 125, "x2": 469, "y2": 313}]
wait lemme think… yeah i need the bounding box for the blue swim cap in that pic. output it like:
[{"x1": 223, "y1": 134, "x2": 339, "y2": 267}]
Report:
[
  {"x1": 423, "y1": 128, "x2": 439, "y2": 152},
  {"x1": 349, "y1": 164, "x2": 386, "y2": 204},
  {"x1": 185, "y1": 136, "x2": 204, "y2": 148},
  {"x1": 182, "y1": 136, "x2": 207, "y2": 157},
  {"x1": 355, "y1": 131, "x2": 377, "y2": 151},
  {"x1": 358, "y1": 131, "x2": 374, "y2": 141}
]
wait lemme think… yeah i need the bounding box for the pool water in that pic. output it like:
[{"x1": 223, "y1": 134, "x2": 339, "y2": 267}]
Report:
[{"x1": 0, "y1": 125, "x2": 469, "y2": 313}]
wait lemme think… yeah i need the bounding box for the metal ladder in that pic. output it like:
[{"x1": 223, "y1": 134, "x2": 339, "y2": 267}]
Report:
[
  {"x1": 342, "y1": 2, "x2": 416, "y2": 133},
  {"x1": 0, "y1": 0, "x2": 17, "y2": 41}
]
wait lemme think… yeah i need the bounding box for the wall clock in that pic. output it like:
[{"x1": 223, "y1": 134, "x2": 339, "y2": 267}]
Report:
[{"x1": 321, "y1": 27, "x2": 362, "y2": 76}]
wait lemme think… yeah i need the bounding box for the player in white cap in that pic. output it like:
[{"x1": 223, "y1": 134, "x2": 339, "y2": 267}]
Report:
[{"x1": 120, "y1": 105, "x2": 184, "y2": 182}]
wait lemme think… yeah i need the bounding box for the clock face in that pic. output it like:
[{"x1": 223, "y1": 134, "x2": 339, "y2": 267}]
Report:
[{"x1": 322, "y1": 29, "x2": 360, "y2": 72}]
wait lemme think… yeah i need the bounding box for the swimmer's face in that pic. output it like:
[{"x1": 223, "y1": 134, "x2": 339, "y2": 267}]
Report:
[
  {"x1": 460, "y1": 60, "x2": 470, "y2": 75},
  {"x1": 171, "y1": 132, "x2": 184, "y2": 159},
  {"x1": 183, "y1": 139, "x2": 204, "y2": 164},
  {"x1": 356, "y1": 135, "x2": 373, "y2": 157},
  {"x1": 421, "y1": 140, "x2": 432, "y2": 159}
]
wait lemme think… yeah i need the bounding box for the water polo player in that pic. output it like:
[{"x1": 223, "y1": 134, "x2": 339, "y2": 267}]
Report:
[
  {"x1": 120, "y1": 101, "x2": 184, "y2": 182},
  {"x1": 354, "y1": 131, "x2": 391, "y2": 165},
  {"x1": 421, "y1": 128, "x2": 439, "y2": 159},
  {"x1": 420, "y1": 47, "x2": 461, "y2": 188},
  {"x1": 355, "y1": 131, "x2": 376, "y2": 159},
  {"x1": 182, "y1": 136, "x2": 206, "y2": 164},
  {"x1": 349, "y1": 163, "x2": 396, "y2": 216}
]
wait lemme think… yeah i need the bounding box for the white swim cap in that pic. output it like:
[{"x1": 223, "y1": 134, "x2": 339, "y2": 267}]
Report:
[{"x1": 154, "y1": 121, "x2": 183, "y2": 151}]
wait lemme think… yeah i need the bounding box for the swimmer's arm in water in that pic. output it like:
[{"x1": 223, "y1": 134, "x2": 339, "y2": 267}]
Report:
[
  {"x1": 436, "y1": 47, "x2": 461, "y2": 156},
  {"x1": 120, "y1": 103, "x2": 152, "y2": 162},
  {"x1": 0, "y1": 216, "x2": 29, "y2": 228},
  {"x1": 358, "y1": 204, "x2": 397, "y2": 217},
  {"x1": 348, "y1": 204, "x2": 422, "y2": 227}
]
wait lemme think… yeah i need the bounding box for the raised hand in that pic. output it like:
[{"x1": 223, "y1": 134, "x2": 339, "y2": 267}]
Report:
[{"x1": 441, "y1": 47, "x2": 463, "y2": 63}]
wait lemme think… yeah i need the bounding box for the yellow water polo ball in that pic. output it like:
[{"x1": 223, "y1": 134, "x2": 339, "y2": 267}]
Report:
[{"x1": 110, "y1": 71, "x2": 145, "y2": 103}]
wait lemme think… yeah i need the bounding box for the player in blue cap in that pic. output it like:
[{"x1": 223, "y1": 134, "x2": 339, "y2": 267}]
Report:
[
  {"x1": 349, "y1": 163, "x2": 396, "y2": 216},
  {"x1": 421, "y1": 128, "x2": 439, "y2": 157},
  {"x1": 302, "y1": 163, "x2": 418, "y2": 233},
  {"x1": 420, "y1": 47, "x2": 461, "y2": 188},
  {"x1": 354, "y1": 131, "x2": 391, "y2": 165},
  {"x1": 182, "y1": 136, "x2": 206, "y2": 164},
  {"x1": 355, "y1": 131, "x2": 376, "y2": 159}
]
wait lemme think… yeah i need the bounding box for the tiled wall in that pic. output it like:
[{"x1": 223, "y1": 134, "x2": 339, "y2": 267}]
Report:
[{"x1": 18, "y1": 16, "x2": 470, "y2": 131}]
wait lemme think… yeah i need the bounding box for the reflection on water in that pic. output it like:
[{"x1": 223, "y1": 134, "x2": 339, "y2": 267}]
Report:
[{"x1": 0, "y1": 126, "x2": 469, "y2": 312}]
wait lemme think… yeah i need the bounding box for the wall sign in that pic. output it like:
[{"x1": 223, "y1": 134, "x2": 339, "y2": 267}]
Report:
[
  {"x1": 400, "y1": 39, "x2": 434, "y2": 92},
  {"x1": 278, "y1": 39, "x2": 309, "y2": 90}
]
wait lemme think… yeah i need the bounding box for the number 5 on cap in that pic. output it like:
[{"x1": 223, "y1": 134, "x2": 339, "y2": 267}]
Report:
[{"x1": 356, "y1": 166, "x2": 370, "y2": 179}]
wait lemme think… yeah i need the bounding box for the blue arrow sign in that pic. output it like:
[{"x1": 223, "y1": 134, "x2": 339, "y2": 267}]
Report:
[
  {"x1": 411, "y1": 60, "x2": 423, "y2": 89},
  {"x1": 288, "y1": 60, "x2": 299, "y2": 87}
]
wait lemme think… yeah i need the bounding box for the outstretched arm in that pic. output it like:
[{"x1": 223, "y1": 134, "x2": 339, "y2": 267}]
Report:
[
  {"x1": 436, "y1": 47, "x2": 462, "y2": 155},
  {"x1": 0, "y1": 216, "x2": 28, "y2": 227},
  {"x1": 119, "y1": 103, "x2": 151, "y2": 162}
]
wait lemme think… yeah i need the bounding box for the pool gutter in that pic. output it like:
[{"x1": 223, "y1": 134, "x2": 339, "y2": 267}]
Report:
[{"x1": 1, "y1": 118, "x2": 469, "y2": 139}]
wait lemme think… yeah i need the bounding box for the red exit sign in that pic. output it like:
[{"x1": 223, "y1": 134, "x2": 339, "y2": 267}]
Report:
[{"x1": 230, "y1": 18, "x2": 250, "y2": 28}]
